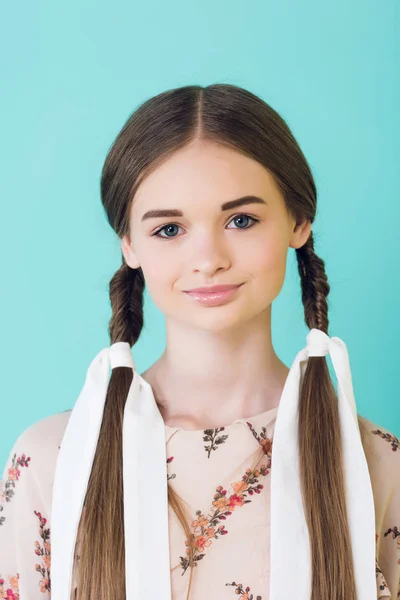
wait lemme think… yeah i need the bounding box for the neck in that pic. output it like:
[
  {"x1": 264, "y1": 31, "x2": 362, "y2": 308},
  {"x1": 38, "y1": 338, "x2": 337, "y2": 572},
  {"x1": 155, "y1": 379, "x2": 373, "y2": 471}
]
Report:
[{"x1": 140, "y1": 308, "x2": 289, "y2": 430}]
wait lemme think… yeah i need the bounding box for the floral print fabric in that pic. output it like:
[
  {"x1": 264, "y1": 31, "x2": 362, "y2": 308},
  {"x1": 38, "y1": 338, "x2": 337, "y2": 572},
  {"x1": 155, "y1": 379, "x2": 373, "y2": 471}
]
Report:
[{"x1": 1, "y1": 406, "x2": 399, "y2": 599}]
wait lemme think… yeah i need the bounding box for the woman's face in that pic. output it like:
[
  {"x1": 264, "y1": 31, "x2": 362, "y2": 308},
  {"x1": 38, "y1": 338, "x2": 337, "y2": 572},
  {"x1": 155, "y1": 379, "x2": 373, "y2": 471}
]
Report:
[{"x1": 121, "y1": 139, "x2": 310, "y2": 333}]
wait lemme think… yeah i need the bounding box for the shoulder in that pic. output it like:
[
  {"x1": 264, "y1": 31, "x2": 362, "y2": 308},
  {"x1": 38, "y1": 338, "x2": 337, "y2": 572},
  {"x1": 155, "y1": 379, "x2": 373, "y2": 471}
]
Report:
[
  {"x1": 7, "y1": 409, "x2": 72, "y2": 459},
  {"x1": 358, "y1": 414, "x2": 400, "y2": 464},
  {"x1": 358, "y1": 416, "x2": 400, "y2": 598},
  {"x1": 1, "y1": 410, "x2": 73, "y2": 513},
  {"x1": 358, "y1": 413, "x2": 400, "y2": 503}
]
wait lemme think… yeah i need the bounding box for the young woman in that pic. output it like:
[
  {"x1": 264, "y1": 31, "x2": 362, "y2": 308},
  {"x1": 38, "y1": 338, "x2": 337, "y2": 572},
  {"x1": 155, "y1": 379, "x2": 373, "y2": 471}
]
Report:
[{"x1": 1, "y1": 84, "x2": 399, "y2": 600}]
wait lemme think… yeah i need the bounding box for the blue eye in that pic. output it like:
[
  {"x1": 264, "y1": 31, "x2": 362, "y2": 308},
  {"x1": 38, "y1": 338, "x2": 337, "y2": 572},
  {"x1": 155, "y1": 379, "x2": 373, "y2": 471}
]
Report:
[{"x1": 151, "y1": 214, "x2": 260, "y2": 240}]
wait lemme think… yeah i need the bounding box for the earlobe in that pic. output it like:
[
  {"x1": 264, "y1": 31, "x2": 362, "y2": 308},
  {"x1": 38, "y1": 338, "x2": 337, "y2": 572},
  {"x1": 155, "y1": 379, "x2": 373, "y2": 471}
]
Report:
[{"x1": 121, "y1": 234, "x2": 141, "y2": 269}]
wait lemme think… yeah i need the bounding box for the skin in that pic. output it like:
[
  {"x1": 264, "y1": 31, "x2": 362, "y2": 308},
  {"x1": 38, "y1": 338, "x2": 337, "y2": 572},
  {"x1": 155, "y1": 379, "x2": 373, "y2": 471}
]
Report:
[{"x1": 121, "y1": 138, "x2": 311, "y2": 430}]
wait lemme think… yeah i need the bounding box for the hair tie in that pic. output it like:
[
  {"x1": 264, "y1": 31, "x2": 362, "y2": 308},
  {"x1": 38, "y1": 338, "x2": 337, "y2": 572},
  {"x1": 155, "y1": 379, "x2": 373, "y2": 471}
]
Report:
[{"x1": 306, "y1": 327, "x2": 330, "y2": 357}]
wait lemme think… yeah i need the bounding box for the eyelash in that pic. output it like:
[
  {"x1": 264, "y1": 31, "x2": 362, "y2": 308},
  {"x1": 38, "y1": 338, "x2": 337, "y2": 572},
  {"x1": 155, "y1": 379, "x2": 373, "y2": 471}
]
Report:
[{"x1": 151, "y1": 213, "x2": 261, "y2": 240}]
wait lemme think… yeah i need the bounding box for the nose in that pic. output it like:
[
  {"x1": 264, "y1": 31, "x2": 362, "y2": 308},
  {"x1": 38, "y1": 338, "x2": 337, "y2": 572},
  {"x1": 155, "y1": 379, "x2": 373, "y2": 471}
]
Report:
[{"x1": 186, "y1": 233, "x2": 232, "y2": 274}]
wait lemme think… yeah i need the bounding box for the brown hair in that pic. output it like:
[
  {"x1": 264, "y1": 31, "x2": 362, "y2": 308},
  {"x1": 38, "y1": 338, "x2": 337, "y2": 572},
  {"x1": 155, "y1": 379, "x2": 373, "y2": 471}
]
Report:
[{"x1": 70, "y1": 84, "x2": 371, "y2": 600}]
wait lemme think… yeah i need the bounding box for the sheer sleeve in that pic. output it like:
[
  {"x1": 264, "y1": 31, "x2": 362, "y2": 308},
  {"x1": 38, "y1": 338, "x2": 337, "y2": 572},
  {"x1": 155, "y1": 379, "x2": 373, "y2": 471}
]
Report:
[
  {"x1": 373, "y1": 424, "x2": 400, "y2": 599},
  {"x1": 0, "y1": 420, "x2": 54, "y2": 599}
]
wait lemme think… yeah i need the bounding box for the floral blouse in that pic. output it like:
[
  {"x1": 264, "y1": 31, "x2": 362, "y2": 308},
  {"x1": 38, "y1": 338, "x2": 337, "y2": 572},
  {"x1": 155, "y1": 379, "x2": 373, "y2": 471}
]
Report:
[{"x1": 1, "y1": 405, "x2": 399, "y2": 599}]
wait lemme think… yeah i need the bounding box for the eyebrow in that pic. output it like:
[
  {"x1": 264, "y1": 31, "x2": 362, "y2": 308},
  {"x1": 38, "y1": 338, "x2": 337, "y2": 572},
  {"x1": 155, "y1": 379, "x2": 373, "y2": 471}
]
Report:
[{"x1": 141, "y1": 195, "x2": 268, "y2": 222}]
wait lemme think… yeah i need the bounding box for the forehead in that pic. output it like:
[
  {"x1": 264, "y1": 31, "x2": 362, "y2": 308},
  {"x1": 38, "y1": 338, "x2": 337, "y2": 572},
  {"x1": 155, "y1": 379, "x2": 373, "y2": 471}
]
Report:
[{"x1": 131, "y1": 141, "x2": 281, "y2": 214}]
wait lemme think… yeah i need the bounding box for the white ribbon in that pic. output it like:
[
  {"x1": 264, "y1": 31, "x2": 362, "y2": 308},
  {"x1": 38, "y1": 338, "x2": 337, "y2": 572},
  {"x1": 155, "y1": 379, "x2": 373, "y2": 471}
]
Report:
[
  {"x1": 269, "y1": 329, "x2": 376, "y2": 599},
  {"x1": 51, "y1": 343, "x2": 172, "y2": 599},
  {"x1": 50, "y1": 329, "x2": 376, "y2": 599}
]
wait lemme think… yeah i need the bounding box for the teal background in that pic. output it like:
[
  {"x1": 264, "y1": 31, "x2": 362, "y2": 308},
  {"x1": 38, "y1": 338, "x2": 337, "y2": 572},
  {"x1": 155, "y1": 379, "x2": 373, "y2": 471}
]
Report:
[{"x1": 1, "y1": 0, "x2": 399, "y2": 472}]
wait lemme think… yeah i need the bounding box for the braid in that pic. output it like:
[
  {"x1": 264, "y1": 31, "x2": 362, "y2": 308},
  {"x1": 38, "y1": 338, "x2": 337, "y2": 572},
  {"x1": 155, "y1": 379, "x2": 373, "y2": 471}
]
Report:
[
  {"x1": 295, "y1": 230, "x2": 361, "y2": 599},
  {"x1": 108, "y1": 256, "x2": 145, "y2": 345},
  {"x1": 296, "y1": 231, "x2": 330, "y2": 334}
]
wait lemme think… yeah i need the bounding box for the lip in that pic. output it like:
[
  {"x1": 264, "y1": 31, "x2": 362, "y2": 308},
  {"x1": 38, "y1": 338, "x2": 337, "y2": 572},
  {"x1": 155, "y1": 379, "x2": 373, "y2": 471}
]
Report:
[
  {"x1": 184, "y1": 283, "x2": 244, "y2": 306},
  {"x1": 184, "y1": 284, "x2": 243, "y2": 293}
]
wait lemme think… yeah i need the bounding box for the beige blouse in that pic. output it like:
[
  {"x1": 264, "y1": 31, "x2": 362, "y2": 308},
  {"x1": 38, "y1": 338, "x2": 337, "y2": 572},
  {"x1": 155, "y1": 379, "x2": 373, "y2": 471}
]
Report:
[{"x1": 1, "y1": 405, "x2": 399, "y2": 599}]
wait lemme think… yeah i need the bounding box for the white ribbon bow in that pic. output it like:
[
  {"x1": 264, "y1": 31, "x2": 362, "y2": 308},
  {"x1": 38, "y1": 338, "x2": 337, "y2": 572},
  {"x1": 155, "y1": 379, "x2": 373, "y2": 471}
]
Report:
[{"x1": 51, "y1": 329, "x2": 376, "y2": 599}]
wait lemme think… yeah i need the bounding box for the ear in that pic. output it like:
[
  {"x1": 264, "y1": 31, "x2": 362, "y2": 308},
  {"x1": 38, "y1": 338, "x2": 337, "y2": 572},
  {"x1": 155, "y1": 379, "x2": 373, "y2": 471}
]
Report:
[
  {"x1": 289, "y1": 218, "x2": 312, "y2": 250},
  {"x1": 121, "y1": 233, "x2": 141, "y2": 269}
]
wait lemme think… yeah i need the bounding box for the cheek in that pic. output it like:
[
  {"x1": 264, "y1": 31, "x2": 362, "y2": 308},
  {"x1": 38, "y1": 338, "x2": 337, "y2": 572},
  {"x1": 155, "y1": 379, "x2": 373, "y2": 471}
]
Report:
[
  {"x1": 139, "y1": 241, "x2": 173, "y2": 279},
  {"x1": 248, "y1": 236, "x2": 288, "y2": 292},
  {"x1": 138, "y1": 246, "x2": 179, "y2": 303}
]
